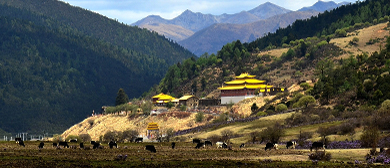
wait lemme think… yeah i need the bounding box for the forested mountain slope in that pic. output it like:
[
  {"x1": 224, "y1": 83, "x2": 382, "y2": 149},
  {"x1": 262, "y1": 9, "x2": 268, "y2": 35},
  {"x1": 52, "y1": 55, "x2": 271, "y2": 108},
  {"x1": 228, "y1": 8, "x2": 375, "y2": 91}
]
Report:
[
  {"x1": 0, "y1": 2, "x2": 194, "y2": 134},
  {"x1": 0, "y1": 0, "x2": 193, "y2": 65}
]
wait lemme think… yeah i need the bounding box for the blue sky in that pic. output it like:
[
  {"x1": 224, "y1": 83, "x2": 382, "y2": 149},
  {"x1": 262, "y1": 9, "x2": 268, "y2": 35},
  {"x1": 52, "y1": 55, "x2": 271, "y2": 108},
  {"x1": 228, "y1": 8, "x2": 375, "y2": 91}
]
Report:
[{"x1": 60, "y1": 0, "x2": 357, "y2": 25}]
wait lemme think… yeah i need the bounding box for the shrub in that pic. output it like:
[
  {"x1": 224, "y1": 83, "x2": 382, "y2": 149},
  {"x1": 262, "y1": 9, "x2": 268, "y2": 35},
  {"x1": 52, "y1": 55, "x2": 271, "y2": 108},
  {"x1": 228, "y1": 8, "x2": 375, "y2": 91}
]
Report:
[
  {"x1": 285, "y1": 112, "x2": 309, "y2": 126},
  {"x1": 166, "y1": 102, "x2": 174, "y2": 109},
  {"x1": 336, "y1": 122, "x2": 356, "y2": 135},
  {"x1": 78, "y1": 134, "x2": 92, "y2": 142},
  {"x1": 207, "y1": 134, "x2": 222, "y2": 143},
  {"x1": 165, "y1": 128, "x2": 175, "y2": 142},
  {"x1": 180, "y1": 105, "x2": 187, "y2": 111},
  {"x1": 308, "y1": 151, "x2": 332, "y2": 161},
  {"x1": 213, "y1": 113, "x2": 229, "y2": 123},
  {"x1": 360, "y1": 126, "x2": 380, "y2": 148},
  {"x1": 88, "y1": 119, "x2": 94, "y2": 127},
  {"x1": 122, "y1": 129, "x2": 139, "y2": 142},
  {"x1": 220, "y1": 129, "x2": 234, "y2": 142},
  {"x1": 275, "y1": 104, "x2": 288, "y2": 112},
  {"x1": 195, "y1": 111, "x2": 204, "y2": 123},
  {"x1": 335, "y1": 29, "x2": 347, "y2": 37},
  {"x1": 251, "y1": 103, "x2": 259, "y2": 113},
  {"x1": 103, "y1": 130, "x2": 122, "y2": 142},
  {"x1": 259, "y1": 122, "x2": 285, "y2": 143},
  {"x1": 256, "y1": 111, "x2": 267, "y2": 116}
]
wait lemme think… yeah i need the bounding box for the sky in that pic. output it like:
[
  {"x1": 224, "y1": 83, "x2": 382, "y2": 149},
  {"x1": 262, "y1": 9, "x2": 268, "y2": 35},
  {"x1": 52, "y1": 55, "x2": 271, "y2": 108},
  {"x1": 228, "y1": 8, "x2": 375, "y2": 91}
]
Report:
[{"x1": 60, "y1": 0, "x2": 357, "y2": 25}]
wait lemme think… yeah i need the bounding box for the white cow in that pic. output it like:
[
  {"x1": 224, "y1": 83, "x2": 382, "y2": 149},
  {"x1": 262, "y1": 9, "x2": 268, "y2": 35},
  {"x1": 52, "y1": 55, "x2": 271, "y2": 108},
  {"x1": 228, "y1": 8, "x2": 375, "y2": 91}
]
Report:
[{"x1": 216, "y1": 142, "x2": 227, "y2": 148}]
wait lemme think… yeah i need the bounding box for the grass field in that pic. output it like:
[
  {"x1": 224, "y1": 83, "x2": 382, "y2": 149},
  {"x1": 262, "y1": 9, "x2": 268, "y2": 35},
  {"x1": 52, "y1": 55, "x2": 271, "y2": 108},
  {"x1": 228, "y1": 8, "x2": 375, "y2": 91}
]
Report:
[{"x1": 0, "y1": 141, "x2": 377, "y2": 167}]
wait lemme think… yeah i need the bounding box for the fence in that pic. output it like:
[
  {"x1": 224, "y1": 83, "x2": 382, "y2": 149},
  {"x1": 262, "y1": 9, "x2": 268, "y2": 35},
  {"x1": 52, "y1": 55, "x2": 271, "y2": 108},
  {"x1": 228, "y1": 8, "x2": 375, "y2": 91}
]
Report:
[{"x1": 0, "y1": 132, "x2": 59, "y2": 141}]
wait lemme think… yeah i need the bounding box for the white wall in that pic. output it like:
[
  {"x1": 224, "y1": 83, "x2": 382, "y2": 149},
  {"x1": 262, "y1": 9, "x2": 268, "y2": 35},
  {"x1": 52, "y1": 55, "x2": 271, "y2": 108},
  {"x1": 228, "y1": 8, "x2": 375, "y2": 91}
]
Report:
[{"x1": 221, "y1": 95, "x2": 255, "y2": 104}]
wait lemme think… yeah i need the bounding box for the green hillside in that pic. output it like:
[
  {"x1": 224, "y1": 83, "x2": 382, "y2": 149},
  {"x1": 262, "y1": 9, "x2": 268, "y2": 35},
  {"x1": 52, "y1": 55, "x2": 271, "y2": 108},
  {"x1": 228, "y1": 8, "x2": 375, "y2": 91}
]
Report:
[
  {"x1": 0, "y1": 2, "x2": 194, "y2": 134},
  {"x1": 153, "y1": 0, "x2": 390, "y2": 100}
]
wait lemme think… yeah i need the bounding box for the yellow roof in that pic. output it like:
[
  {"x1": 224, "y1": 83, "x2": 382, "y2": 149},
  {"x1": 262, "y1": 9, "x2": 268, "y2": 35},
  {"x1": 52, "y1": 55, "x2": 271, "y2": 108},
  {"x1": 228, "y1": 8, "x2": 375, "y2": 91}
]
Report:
[
  {"x1": 178, "y1": 95, "x2": 196, "y2": 101},
  {"x1": 236, "y1": 73, "x2": 256, "y2": 79},
  {"x1": 157, "y1": 94, "x2": 176, "y2": 101},
  {"x1": 219, "y1": 84, "x2": 273, "y2": 90},
  {"x1": 152, "y1": 93, "x2": 165, "y2": 98},
  {"x1": 225, "y1": 78, "x2": 265, "y2": 85},
  {"x1": 147, "y1": 122, "x2": 159, "y2": 130}
]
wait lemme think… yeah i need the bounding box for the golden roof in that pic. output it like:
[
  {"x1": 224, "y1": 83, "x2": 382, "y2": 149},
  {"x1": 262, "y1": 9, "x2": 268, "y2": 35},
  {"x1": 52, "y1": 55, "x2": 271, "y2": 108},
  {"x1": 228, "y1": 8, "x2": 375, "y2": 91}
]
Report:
[
  {"x1": 235, "y1": 73, "x2": 256, "y2": 79},
  {"x1": 224, "y1": 78, "x2": 265, "y2": 85},
  {"x1": 178, "y1": 95, "x2": 197, "y2": 101},
  {"x1": 219, "y1": 84, "x2": 273, "y2": 90},
  {"x1": 147, "y1": 122, "x2": 159, "y2": 130},
  {"x1": 157, "y1": 94, "x2": 176, "y2": 101},
  {"x1": 152, "y1": 93, "x2": 165, "y2": 98}
]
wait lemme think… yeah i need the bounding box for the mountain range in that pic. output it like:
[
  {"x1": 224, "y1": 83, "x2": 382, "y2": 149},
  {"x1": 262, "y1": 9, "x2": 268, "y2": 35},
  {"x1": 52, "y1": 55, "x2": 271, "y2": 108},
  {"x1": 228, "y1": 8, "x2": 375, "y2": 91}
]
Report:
[{"x1": 133, "y1": 1, "x2": 350, "y2": 56}]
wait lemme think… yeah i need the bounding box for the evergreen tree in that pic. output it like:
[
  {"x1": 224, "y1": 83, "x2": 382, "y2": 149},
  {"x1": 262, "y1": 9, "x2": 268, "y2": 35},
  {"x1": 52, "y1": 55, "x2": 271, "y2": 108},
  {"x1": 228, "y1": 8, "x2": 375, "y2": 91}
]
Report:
[{"x1": 115, "y1": 88, "x2": 129, "y2": 106}]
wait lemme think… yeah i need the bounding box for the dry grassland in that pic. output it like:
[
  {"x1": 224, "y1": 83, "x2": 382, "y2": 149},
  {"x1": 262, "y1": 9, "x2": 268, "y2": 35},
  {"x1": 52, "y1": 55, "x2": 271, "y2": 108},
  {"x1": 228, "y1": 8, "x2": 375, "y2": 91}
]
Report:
[
  {"x1": 61, "y1": 112, "x2": 214, "y2": 140},
  {"x1": 332, "y1": 22, "x2": 389, "y2": 59}
]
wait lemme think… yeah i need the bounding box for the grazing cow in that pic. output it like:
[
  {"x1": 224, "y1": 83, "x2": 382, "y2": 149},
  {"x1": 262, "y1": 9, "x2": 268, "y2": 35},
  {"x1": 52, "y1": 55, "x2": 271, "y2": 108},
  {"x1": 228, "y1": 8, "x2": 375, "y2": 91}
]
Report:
[
  {"x1": 145, "y1": 145, "x2": 156, "y2": 153},
  {"x1": 80, "y1": 143, "x2": 84, "y2": 149},
  {"x1": 195, "y1": 142, "x2": 205, "y2": 149},
  {"x1": 134, "y1": 138, "x2": 143, "y2": 143},
  {"x1": 310, "y1": 142, "x2": 326, "y2": 151},
  {"x1": 59, "y1": 141, "x2": 69, "y2": 148},
  {"x1": 17, "y1": 140, "x2": 25, "y2": 147},
  {"x1": 265, "y1": 143, "x2": 278, "y2": 151},
  {"x1": 109, "y1": 141, "x2": 118, "y2": 149},
  {"x1": 69, "y1": 139, "x2": 77, "y2": 143},
  {"x1": 38, "y1": 142, "x2": 44, "y2": 149},
  {"x1": 171, "y1": 142, "x2": 175, "y2": 149},
  {"x1": 205, "y1": 141, "x2": 212, "y2": 146},
  {"x1": 52, "y1": 143, "x2": 57, "y2": 147},
  {"x1": 286, "y1": 141, "x2": 297, "y2": 149},
  {"x1": 240, "y1": 143, "x2": 245, "y2": 148},
  {"x1": 192, "y1": 139, "x2": 201, "y2": 144},
  {"x1": 216, "y1": 142, "x2": 227, "y2": 148},
  {"x1": 222, "y1": 143, "x2": 228, "y2": 149},
  {"x1": 93, "y1": 142, "x2": 100, "y2": 149}
]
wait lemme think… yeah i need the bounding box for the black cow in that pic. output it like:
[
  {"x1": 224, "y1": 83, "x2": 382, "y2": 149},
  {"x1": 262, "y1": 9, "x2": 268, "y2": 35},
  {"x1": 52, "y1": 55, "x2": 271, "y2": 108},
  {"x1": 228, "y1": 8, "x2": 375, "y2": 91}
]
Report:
[
  {"x1": 108, "y1": 141, "x2": 118, "y2": 149},
  {"x1": 69, "y1": 139, "x2": 77, "y2": 143},
  {"x1": 15, "y1": 138, "x2": 22, "y2": 142},
  {"x1": 145, "y1": 145, "x2": 156, "y2": 153},
  {"x1": 192, "y1": 139, "x2": 201, "y2": 144},
  {"x1": 135, "y1": 138, "x2": 143, "y2": 143},
  {"x1": 239, "y1": 143, "x2": 245, "y2": 148},
  {"x1": 17, "y1": 140, "x2": 25, "y2": 147},
  {"x1": 59, "y1": 141, "x2": 69, "y2": 148},
  {"x1": 205, "y1": 141, "x2": 212, "y2": 146},
  {"x1": 38, "y1": 142, "x2": 44, "y2": 149},
  {"x1": 80, "y1": 143, "x2": 84, "y2": 149},
  {"x1": 93, "y1": 142, "x2": 100, "y2": 149},
  {"x1": 286, "y1": 141, "x2": 297, "y2": 149},
  {"x1": 171, "y1": 142, "x2": 176, "y2": 149},
  {"x1": 222, "y1": 143, "x2": 228, "y2": 149},
  {"x1": 52, "y1": 142, "x2": 57, "y2": 147},
  {"x1": 265, "y1": 143, "x2": 278, "y2": 151},
  {"x1": 91, "y1": 141, "x2": 96, "y2": 145},
  {"x1": 310, "y1": 142, "x2": 326, "y2": 151},
  {"x1": 195, "y1": 142, "x2": 205, "y2": 149}
]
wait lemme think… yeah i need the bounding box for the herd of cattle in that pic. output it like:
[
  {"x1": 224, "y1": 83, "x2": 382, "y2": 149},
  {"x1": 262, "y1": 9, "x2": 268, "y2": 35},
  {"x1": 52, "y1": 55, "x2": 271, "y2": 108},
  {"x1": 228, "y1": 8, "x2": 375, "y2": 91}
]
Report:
[{"x1": 14, "y1": 137, "x2": 327, "y2": 153}]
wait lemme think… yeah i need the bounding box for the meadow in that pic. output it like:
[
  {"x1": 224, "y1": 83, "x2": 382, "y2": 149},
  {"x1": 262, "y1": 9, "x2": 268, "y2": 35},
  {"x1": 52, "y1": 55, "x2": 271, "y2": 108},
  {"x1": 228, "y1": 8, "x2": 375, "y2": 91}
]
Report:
[{"x1": 0, "y1": 141, "x2": 376, "y2": 167}]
